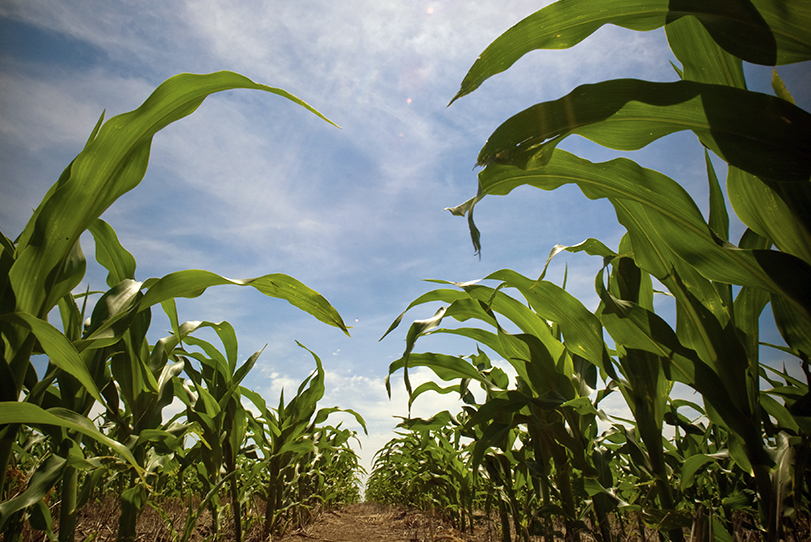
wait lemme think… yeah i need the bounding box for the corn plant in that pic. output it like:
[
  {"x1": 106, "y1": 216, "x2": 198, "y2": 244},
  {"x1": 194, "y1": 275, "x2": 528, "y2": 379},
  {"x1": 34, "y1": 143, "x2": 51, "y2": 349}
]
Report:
[
  {"x1": 366, "y1": 416, "x2": 482, "y2": 534},
  {"x1": 0, "y1": 71, "x2": 353, "y2": 541},
  {"x1": 240, "y1": 344, "x2": 366, "y2": 539},
  {"x1": 383, "y1": 266, "x2": 628, "y2": 541},
  {"x1": 385, "y1": 1, "x2": 810, "y2": 541},
  {"x1": 166, "y1": 317, "x2": 262, "y2": 542},
  {"x1": 313, "y1": 424, "x2": 365, "y2": 506}
]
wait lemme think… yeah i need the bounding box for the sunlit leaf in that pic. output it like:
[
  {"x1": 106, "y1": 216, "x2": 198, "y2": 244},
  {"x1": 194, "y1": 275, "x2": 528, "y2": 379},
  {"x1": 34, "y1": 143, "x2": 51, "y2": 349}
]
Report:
[
  {"x1": 141, "y1": 270, "x2": 349, "y2": 335},
  {"x1": 0, "y1": 313, "x2": 103, "y2": 404},
  {"x1": 10, "y1": 71, "x2": 337, "y2": 318},
  {"x1": 0, "y1": 403, "x2": 140, "y2": 472}
]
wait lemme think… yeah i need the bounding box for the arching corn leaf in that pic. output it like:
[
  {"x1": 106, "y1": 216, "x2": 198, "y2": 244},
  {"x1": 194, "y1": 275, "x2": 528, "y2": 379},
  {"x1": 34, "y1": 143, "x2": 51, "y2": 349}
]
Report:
[
  {"x1": 140, "y1": 270, "x2": 349, "y2": 335},
  {"x1": 477, "y1": 79, "x2": 811, "y2": 184},
  {"x1": 459, "y1": 150, "x2": 811, "y2": 324},
  {"x1": 0, "y1": 313, "x2": 103, "y2": 404},
  {"x1": 0, "y1": 403, "x2": 141, "y2": 472},
  {"x1": 10, "y1": 71, "x2": 336, "y2": 318},
  {"x1": 452, "y1": 0, "x2": 810, "y2": 102}
]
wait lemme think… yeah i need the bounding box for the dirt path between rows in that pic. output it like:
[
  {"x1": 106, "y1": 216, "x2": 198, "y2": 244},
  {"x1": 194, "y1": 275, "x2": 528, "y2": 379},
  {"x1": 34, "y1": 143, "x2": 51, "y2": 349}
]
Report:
[{"x1": 274, "y1": 503, "x2": 494, "y2": 542}]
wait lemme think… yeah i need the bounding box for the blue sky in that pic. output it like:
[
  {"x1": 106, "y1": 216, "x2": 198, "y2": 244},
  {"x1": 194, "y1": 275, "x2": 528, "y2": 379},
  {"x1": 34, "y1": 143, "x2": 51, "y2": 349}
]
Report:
[{"x1": 2, "y1": 1, "x2": 808, "y2": 476}]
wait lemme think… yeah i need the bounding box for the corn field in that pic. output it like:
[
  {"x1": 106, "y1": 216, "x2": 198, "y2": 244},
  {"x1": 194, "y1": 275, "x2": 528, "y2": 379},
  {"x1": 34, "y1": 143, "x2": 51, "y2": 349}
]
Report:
[{"x1": 2, "y1": 1, "x2": 810, "y2": 542}]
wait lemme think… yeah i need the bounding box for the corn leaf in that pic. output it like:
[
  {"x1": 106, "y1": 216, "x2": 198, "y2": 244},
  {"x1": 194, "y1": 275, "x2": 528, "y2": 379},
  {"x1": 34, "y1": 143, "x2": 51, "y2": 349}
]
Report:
[
  {"x1": 140, "y1": 270, "x2": 349, "y2": 335},
  {"x1": 666, "y1": 14, "x2": 747, "y2": 88},
  {"x1": 463, "y1": 150, "x2": 811, "y2": 324},
  {"x1": 476, "y1": 79, "x2": 811, "y2": 184},
  {"x1": 727, "y1": 166, "x2": 811, "y2": 265},
  {"x1": 452, "y1": 0, "x2": 811, "y2": 102},
  {"x1": 9, "y1": 71, "x2": 336, "y2": 319},
  {"x1": 0, "y1": 313, "x2": 103, "y2": 404},
  {"x1": 0, "y1": 455, "x2": 66, "y2": 530},
  {"x1": 0, "y1": 403, "x2": 140, "y2": 472},
  {"x1": 87, "y1": 219, "x2": 137, "y2": 288},
  {"x1": 486, "y1": 269, "x2": 614, "y2": 377}
]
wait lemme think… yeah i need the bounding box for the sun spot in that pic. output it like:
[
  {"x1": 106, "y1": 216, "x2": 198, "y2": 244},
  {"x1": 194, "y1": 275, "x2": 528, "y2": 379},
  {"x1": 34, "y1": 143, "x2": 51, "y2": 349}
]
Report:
[{"x1": 427, "y1": 7, "x2": 434, "y2": 14}]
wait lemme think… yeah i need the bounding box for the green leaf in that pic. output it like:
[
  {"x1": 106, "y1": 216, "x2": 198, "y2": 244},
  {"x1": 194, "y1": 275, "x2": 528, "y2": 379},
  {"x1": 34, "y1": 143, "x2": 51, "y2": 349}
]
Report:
[
  {"x1": 452, "y1": 0, "x2": 810, "y2": 101},
  {"x1": 465, "y1": 151, "x2": 811, "y2": 324},
  {"x1": 666, "y1": 14, "x2": 746, "y2": 88},
  {"x1": 771, "y1": 294, "x2": 811, "y2": 357},
  {"x1": 0, "y1": 313, "x2": 104, "y2": 404},
  {"x1": 380, "y1": 288, "x2": 470, "y2": 341},
  {"x1": 727, "y1": 166, "x2": 811, "y2": 265},
  {"x1": 476, "y1": 79, "x2": 811, "y2": 184},
  {"x1": 386, "y1": 353, "x2": 491, "y2": 396},
  {"x1": 0, "y1": 403, "x2": 141, "y2": 472},
  {"x1": 594, "y1": 270, "x2": 770, "y2": 467},
  {"x1": 396, "y1": 411, "x2": 456, "y2": 432},
  {"x1": 679, "y1": 453, "x2": 722, "y2": 491},
  {"x1": 10, "y1": 71, "x2": 336, "y2": 318},
  {"x1": 141, "y1": 270, "x2": 349, "y2": 335},
  {"x1": 760, "y1": 392, "x2": 799, "y2": 432},
  {"x1": 539, "y1": 239, "x2": 617, "y2": 281},
  {"x1": 732, "y1": 231, "x2": 771, "y2": 361},
  {"x1": 486, "y1": 269, "x2": 614, "y2": 377},
  {"x1": 0, "y1": 454, "x2": 66, "y2": 531},
  {"x1": 314, "y1": 406, "x2": 367, "y2": 434},
  {"x1": 407, "y1": 381, "x2": 463, "y2": 410},
  {"x1": 704, "y1": 151, "x2": 730, "y2": 241},
  {"x1": 78, "y1": 279, "x2": 144, "y2": 349},
  {"x1": 771, "y1": 69, "x2": 796, "y2": 104},
  {"x1": 87, "y1": 219, "x2": 137, "y2": 288}
]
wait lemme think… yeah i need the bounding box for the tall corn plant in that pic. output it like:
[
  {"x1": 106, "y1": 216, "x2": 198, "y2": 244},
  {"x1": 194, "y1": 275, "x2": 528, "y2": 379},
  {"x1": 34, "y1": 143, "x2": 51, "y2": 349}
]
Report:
[
  {"x1": 0, "y1": 71, "x2": 350, "y2": 540},
  {"x1": 441, "y1": 1, "x2": 810, "y2": 540},
  {"x1": 172, "y1": 318, "x2": 262, "y2": 542},
  {"x1": 240, "y1": 345, "x2": 366, "y2": 539}
]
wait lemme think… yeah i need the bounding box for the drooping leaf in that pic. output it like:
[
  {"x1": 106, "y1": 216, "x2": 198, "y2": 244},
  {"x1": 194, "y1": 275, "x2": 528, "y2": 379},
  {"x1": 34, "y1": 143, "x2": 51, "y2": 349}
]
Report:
[
  {"x1": 386, "y1": 352, "x2": 491, "y2": 398},
  {"x1": 87, "y1": 219, "x2": 137, "y2": 288},
  {"x1": 313, "y1": 406, "x2": 367, "y2": 434},
  {"x1": 704, "y1": 151, "x2": 730, "y2": 241},
  {"x1": 452, "y1": 0, "x2": 810, "y2": 102},
  {"x1": 771, "y1": 69, "x2": 796, "y2": 104},
  {"x1": 0, "y1": 313, "x2": 104, "y2": 404},
  {"x1": 0, "y1": 454, "x2": 66, "y2": 531},
  {"x1": 727, "y1": 166, "x2": 811, "y2": 265},
  {"x1": 680, "y1": 453, "x2": 725, "y2": 491},
  {"x1": 140, "y1": 270, "x2": 349, "y2": 335},
  {"x1": 485, "y1": 269, "x2": 614, "y2": 377},
  {"x1": 10, "y1": 71, "x2": 337, "y2": 318},
  {"x1": 0, "y1": 403, "x2": 141, "y2": 472},
  {"x1": 461, "y1": 151, "x2": 811, "y2": 323},
  {"x1": 78, "y1": 278, "x2": 144, "y2": 349},
  {"x1": 666, "y1": 14, "x2": 746, "y2": 88}
]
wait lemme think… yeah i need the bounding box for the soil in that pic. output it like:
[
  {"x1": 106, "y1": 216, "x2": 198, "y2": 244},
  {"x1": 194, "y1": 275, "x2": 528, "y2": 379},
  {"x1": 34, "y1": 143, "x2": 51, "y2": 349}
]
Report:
[
  {"x1": 17, "y1": 497, "x2": 810, "y2": 542},
  {"x1": 33, "y1": 499, "x2": 498, "y2": 542},
  {"x1": 273, "y1": 503, "x2": 496, "y2": 542}
]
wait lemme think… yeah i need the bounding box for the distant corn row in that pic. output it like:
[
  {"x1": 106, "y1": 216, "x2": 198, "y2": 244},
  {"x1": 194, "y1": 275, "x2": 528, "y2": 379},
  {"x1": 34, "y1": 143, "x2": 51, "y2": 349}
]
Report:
[
  {"x1": 376, "y1": 2, "x2": 811, "y2": 542},
  {"x1": 0, "y1": 72, "x2": 365, "y2": 542}
]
